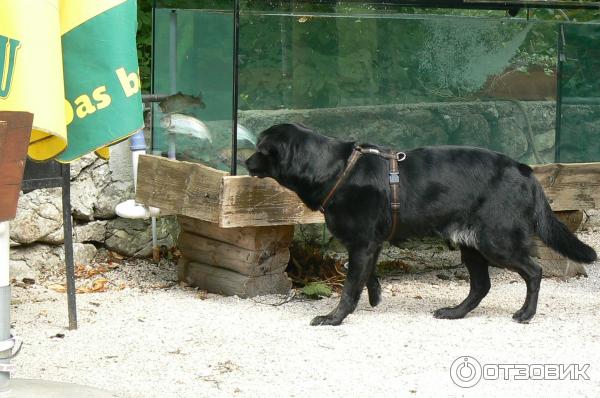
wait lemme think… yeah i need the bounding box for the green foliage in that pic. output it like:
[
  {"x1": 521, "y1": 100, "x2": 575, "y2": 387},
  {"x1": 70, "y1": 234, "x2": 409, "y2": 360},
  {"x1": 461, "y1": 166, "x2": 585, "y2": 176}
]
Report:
[
  {"x1": 137, "y1": 0, "x2": 153, "y2": 92},
  {"x1": 137, "y1": 1, "x2": 600, "y2": 100},
  {"x1": 302, "y1": 282, "x2": 333, "y2": 299}
]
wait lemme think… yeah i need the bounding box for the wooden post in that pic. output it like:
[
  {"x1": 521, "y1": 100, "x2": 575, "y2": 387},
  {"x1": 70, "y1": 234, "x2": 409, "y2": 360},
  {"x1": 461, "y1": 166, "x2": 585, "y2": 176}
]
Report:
[{"x1": 177, "y1": 216, "x2": 293, "y2": 297}]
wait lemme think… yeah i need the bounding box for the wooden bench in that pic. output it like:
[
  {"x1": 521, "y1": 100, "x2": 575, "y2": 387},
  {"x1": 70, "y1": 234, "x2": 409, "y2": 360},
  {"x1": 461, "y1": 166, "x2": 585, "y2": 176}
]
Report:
[{"x1": 136, "y1": 155, "x2": 600, "y2": 296}]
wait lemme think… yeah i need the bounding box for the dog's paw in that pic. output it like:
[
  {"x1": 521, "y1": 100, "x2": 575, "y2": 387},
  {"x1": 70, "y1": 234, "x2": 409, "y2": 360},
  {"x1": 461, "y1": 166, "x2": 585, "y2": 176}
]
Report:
[
  {"x1": 310, "y1": 315, "x2": 343, "y2": 326},
  {"x1": 433, "y1": 307, "x2": 467, "y2": 319},
  {"x1": 512, "y1": 309, "x2": 534, "y2": 324},
  {"x1": 368, "y1": 288, "x2": 382, "y2": 307}
]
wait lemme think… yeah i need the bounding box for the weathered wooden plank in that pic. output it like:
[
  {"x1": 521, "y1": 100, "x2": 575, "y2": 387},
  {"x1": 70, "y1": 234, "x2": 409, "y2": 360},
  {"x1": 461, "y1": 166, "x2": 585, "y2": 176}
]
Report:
[
  {"x1": 178, "y1": 216, "x2": 293, "y2": 251},
  {"x1": 178, "y1": 231, "x2": 290, "y2": 276},
  {"x1": 136, "y1": 155, "x2": 225, "y2": 222},
  {"x1": 533, "y1": 163, "x2": 600, "y2": 211},
  {"x1": 178, "y1": 260, "x2": 292, "y2": 297},
  {"x1": 220, "y1": 175, "x2": 323, "y2": 228},
  {"x1": 136, "y1": 155, "x2": 323, "y2": 227}
]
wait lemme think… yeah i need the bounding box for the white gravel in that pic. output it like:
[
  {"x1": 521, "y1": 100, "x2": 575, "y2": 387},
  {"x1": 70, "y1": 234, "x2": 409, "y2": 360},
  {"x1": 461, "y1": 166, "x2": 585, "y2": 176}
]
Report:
[{"x1": 9, "y1": 232, "x2": 600, "y2": 398}]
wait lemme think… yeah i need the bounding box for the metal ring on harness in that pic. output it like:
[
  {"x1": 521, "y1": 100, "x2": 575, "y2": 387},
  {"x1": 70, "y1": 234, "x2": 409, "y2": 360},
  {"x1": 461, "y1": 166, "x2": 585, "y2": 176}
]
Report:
[{"x1": 396, "y1": 152, "x2": 407, "y2": 162}]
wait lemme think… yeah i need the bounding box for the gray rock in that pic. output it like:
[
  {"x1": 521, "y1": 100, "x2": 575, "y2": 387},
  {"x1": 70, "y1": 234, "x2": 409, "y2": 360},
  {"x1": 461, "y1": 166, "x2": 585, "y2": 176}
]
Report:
[
  {"x1": 94, "y1": 179, "x2": 134, "y2": 219},
  {"x1": 74, "y1": 243, "x2": 98, "y2": 266},
  {"x1": 9, "y1": 260, "x2": 36, "y2": 283},
  {"x1": 40, "y1": 227, "x2": 64, "y2": 245},
  {"x1": 439, "y1": 113, "x2": 460, "y2": 132},
  {"x1": 9, "y1": 188, "x2": 62, "y2": 244},
  {"x1": 533, "y1": 129, "x2": 555, "y2": 153},
  {"x1": 70, "y1": 154, "x2": 97, "y2": 180},
  {"x1": 493, "y1": 117, "x2": 528, "y2": 159},
  {"x1": 10, "y1": 245, "x2": 64, "y2": 280},
  {"x1": 583, "y1": 209, "x2": 600, "y2": 231},
  {"x1": 452, "y1": 113, "x2": 490, "y2": 147},
  {"x1": 74, "y1": 221, "x2": 108, "y2": 243},
  {"x1": 105, "y1": 216, "x2": 179, "y2": 257},
  {"x1": 70, "y1": 173, "x2": 98, "y2": 221},
  {"x1": 10, "y1": 243, "x2": 98, "y2": 281}
]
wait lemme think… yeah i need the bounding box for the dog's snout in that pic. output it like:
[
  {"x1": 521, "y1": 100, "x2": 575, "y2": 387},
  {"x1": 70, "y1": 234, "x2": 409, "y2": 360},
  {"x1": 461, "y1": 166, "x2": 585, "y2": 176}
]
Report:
[
  {"x1": 245, "y1": 152, "x2": 258, "y2": 170},
  {"x1": 246, "y1": 152, "x2": 264, "y2": 177}
]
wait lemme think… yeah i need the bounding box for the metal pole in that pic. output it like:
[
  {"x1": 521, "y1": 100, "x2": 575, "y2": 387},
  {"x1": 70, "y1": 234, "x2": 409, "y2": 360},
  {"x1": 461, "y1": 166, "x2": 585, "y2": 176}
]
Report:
[
  {"x1": 554, "y1": 24, "x2": 565, "y2": 163},
  {"x1": 168, "y1": 9, "x2": 178, "y2": 160},
  {"x1": 0, "y1": 222, "x2": 11, "y2": 392},
  {"x1": 231, "y1": 0, "x2": 240, "y2": 176},
  {"x1": 62, "y1": 164, "x2": 77, "y2": 330}
]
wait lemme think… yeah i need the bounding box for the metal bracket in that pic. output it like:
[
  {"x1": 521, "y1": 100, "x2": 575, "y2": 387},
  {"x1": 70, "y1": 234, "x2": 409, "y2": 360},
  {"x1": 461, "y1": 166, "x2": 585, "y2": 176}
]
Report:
[{"x1": 389, "y1": 172, "x2": 400, "y2": 184}]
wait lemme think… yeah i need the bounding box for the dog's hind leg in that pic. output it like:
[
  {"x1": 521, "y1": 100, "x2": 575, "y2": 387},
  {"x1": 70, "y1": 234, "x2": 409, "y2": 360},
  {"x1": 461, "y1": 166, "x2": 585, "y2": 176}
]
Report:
[
  {"x1": 510, "y1": 258, "x2": 542, "y2": 323},
  {"x1": 311, "y1": 242, "x2": 381, "y2": 326},
  {"x1": 433, "y1": 247, "x2": 491, "y2": 319},
  {"x1": 366, "y1": 245, "x2": 383, "y2": 307}
]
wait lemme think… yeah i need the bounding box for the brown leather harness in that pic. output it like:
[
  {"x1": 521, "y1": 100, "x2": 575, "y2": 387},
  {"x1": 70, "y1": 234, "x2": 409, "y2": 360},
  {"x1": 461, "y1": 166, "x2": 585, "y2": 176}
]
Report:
[{"x1": 319, "y1": 146, "x2": 406, "y2": 241}]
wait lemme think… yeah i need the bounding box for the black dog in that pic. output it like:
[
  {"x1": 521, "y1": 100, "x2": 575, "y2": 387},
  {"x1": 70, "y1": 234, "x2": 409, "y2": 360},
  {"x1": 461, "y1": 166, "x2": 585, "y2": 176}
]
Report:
[{"x1": 246, "y1": 123, "x2": 597, "y2": 326}]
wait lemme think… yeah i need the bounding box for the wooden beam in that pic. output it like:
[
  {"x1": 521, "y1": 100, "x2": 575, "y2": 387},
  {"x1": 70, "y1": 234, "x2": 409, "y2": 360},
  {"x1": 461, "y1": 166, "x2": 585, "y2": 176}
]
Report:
[
  {"x1": 136, "y1": 155, "x2": 226, "y2": 222},
  {"x1": 178, "y1": 260, "x2": 292, "y2": 298},
  {"x1": 136, "y1": 155, "x2": 323, "y2": 227},
  {"x1": 178, "y1": 231, "x2": 290, "y2": 276},
  {"x1": 533, "y1": 163, "x2": 600, "y2": 211},
  {"x1": 178, "y1": 216, "x2": 293, "y2": 251},
  {"x1": 220, "y1": 175, "x2": 323, "y2": 228}
]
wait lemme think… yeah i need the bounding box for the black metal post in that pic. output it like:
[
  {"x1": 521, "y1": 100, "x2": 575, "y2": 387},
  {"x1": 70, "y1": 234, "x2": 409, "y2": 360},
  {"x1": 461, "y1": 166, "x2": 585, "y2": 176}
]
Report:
[
  {"x1": 61, "y1": 164, "x2": 77, "y2": 330},
  {"x1": 231, "y1": 0, "x2": 240, "y2": 176},
  {"x1": 554, "y1": 24, "x2": 565, "y2": 163}
]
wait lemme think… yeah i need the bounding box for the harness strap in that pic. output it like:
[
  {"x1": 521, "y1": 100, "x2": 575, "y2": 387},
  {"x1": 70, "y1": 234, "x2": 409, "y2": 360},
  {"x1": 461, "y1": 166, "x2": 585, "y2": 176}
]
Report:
[
  {"x1": 319, "y1": 148, "x2": 362, "y2": 213},
  {"x1": 319, "y1": 145, "x2": 406, "y2": 241},
  {"x1": 388, "y1": 156, "x2": 401, "y2": 241}
]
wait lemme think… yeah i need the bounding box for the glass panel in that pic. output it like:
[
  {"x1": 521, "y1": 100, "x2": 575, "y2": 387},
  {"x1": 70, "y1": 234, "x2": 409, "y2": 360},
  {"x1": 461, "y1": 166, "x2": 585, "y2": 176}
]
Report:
[
  {"x1": 557, "y1": 23, "x2": 600, "y2": 163},
  {"x1": 152, "y1": 8, "x2": 233, "y2": 171},
  {"x1": 238, "y1": 6, "x2": 565, "y2": 173},
  {"x1": 150, "y1": 2, "x2": 600, "y2": 174}
]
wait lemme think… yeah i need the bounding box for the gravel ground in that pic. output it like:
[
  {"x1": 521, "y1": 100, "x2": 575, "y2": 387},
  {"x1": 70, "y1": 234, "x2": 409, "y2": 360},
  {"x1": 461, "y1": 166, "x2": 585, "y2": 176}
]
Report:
[{"x1": 9, "y1": 232, "x2": 600, "y2": 398}]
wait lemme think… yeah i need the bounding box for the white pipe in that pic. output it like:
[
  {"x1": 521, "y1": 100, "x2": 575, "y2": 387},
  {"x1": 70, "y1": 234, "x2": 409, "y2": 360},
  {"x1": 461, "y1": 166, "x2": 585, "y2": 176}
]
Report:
[
  {"x1": 115, "y1": 132, "x2": 160, "y2": 219},
  {"x1": 0, "y1": 222, "x2": 9, "y2": 287},
  {"x1": 131, "y1": 149, "x2": 145, "y2": 189}
]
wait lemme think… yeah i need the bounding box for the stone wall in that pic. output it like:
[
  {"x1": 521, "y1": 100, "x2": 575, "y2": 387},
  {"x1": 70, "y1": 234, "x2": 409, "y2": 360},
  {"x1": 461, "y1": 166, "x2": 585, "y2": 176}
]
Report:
[
  {"x1": 9, "y1": 139, "x2": 179, "y2": 283},
  {"x1": 239, "y1": 101, "x2": 600, "y2": 166}
]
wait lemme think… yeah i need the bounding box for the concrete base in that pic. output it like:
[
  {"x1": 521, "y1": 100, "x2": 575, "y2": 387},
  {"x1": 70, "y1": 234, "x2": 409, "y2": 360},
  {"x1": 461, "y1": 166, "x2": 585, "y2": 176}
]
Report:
[{"x1": 0, "y1": 379, "x2": 116, "y2": 397}]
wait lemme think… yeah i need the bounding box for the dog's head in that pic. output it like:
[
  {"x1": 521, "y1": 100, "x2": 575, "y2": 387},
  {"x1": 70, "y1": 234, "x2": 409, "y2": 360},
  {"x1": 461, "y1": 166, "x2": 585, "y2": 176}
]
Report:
[
  {"x1": 246, "y1": 123, "x2": 311, "y2": 181},
  {"x1": 246, "y1": 123, "x2": 353, "y2": 210}
]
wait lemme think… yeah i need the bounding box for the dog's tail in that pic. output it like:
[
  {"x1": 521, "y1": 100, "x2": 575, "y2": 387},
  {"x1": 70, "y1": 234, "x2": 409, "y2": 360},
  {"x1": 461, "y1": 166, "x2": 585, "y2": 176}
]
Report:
[{"x1": 533, "y1": 182, "x2": 597, "y2": 263}]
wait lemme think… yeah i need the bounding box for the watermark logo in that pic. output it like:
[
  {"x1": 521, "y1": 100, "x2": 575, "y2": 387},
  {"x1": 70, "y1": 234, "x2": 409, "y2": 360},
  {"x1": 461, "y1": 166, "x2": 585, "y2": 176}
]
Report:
[
  {"x1": 450, "y1": 356, "x2": 590, "y2": 388},
  {"x1": 450, "y1": 356, "x2": 482, "y2": 388}
]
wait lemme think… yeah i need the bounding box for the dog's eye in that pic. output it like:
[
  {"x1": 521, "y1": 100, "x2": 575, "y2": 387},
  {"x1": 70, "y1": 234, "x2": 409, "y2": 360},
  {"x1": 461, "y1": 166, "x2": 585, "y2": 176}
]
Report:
[{"x1": 260, "y1": 147, "x2": 277, "y2": 158}]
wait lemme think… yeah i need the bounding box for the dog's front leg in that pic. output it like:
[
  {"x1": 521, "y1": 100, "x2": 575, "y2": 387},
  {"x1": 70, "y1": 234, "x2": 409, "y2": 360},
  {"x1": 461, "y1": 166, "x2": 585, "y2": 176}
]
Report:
[{"x1": 311, "y1": 242, "x2": 381, "y2": 326}]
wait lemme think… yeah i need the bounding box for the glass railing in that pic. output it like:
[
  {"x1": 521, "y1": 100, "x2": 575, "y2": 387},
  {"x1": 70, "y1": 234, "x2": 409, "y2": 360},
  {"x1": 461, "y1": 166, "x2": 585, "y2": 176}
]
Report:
[{"x1": 151, "y1": 2, "x2": 600, "y2": 173}]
